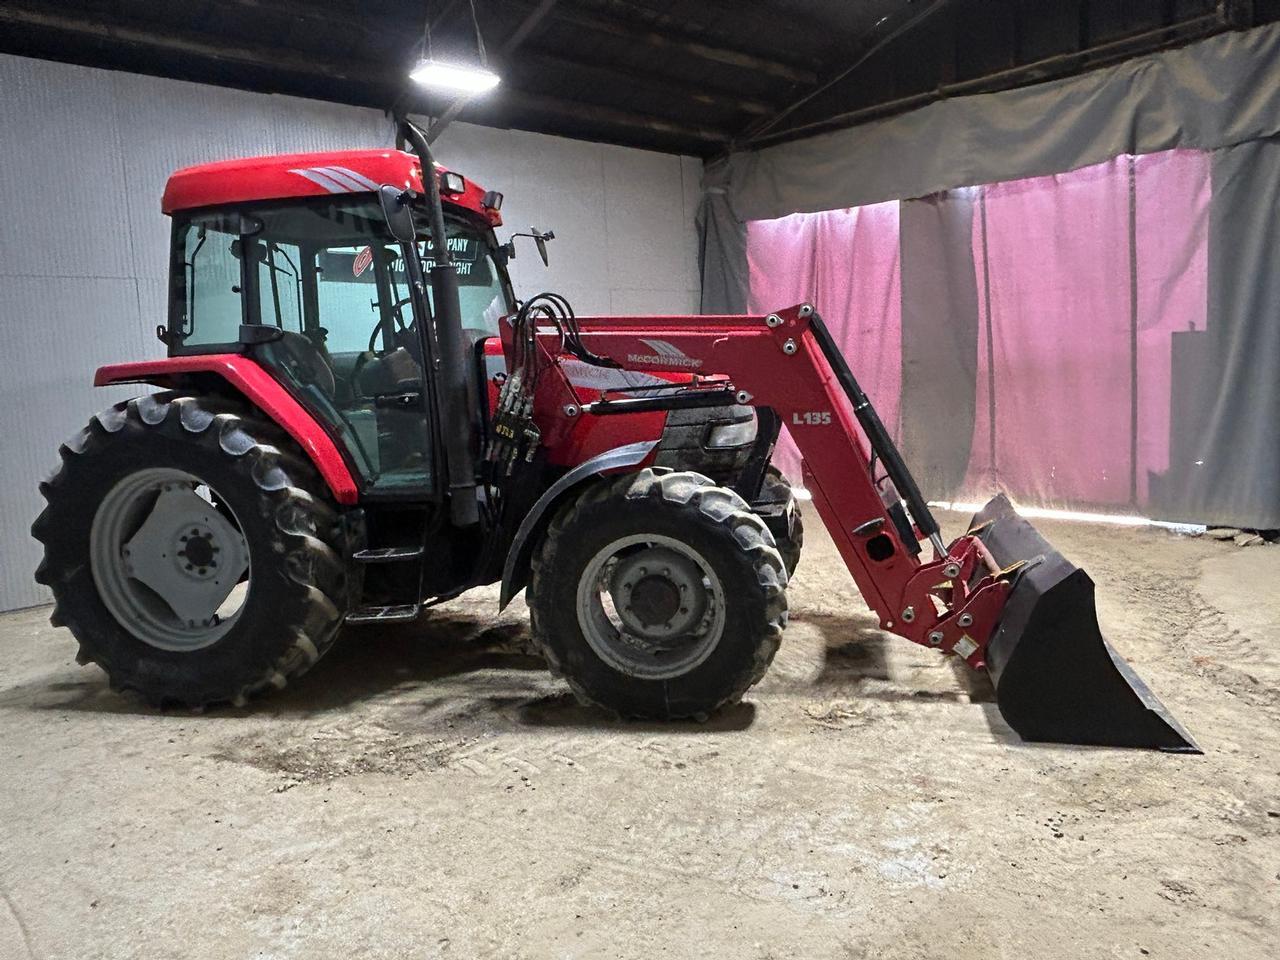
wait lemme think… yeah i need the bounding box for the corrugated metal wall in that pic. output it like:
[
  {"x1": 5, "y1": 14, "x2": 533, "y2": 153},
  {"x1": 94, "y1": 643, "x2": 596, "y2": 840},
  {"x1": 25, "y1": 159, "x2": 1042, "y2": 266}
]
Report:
[{"x1": 0, "y1": 53, "x2": 703, "y2": 612}]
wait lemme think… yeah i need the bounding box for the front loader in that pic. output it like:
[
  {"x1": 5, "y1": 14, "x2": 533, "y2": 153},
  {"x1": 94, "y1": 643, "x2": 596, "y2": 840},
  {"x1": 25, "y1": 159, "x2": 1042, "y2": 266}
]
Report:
[{"x1": 33, "y1": 120, "x2": 1196, "y2": 750}]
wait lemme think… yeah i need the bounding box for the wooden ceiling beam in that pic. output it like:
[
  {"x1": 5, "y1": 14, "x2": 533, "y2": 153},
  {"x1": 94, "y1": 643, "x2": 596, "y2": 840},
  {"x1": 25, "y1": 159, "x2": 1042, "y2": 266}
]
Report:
[{"x1": 533, "y1": 1, "x2": 819, "y2": 85}]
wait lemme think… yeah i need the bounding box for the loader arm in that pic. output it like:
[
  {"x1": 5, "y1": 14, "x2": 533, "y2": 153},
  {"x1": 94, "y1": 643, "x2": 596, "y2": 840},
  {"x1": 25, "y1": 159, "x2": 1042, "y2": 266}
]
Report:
[
  {"x1": 554, "y1": 303, "x2": 1010, "y2": 666},
  {"x1": 555, "y1": 302, "x2": 1197, "y2": 751}
]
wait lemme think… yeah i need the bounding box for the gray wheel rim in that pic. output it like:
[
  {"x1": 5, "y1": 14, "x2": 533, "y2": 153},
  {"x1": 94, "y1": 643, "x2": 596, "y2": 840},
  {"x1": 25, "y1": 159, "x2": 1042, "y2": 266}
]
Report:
[
  {"x1": 90, "y1": 468, "x2": 251, "y2": 652},
  {"x1": 575, "y1": 533, "x2": 726, "y2": 680}
]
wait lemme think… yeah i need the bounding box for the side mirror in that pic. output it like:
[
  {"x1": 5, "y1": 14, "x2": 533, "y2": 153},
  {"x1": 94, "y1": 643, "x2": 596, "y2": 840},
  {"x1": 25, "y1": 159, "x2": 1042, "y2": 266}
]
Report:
[
  {"x1": 507, "y1": 227, "x2": 557, "y2": 267},
  {"x1": 378, "y1": 184, "x2": 417, "y2": 243},
  {"x1": 534, "y1": 229, "x2": 552, "y2": 266}
]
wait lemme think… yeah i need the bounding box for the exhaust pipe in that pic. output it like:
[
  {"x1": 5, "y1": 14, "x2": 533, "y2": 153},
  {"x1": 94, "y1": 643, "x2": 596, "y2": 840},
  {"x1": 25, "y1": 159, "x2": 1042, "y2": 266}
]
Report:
[
  {"x1": 972, "y1": 494, "x2": 1199, "y2": 752},
  {"x1": 399, "y1": 119, "x2": 479, "y2": 527}
]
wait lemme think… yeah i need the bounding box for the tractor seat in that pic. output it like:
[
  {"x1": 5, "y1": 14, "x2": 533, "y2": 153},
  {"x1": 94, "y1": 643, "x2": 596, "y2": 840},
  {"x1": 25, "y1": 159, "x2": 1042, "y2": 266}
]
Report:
[
  {"x1": 275, "y1": 329, "x2": 337, "y2": 399},
  {"x1": 355, "y1": 346, "x2": 421, "y2": 397}
]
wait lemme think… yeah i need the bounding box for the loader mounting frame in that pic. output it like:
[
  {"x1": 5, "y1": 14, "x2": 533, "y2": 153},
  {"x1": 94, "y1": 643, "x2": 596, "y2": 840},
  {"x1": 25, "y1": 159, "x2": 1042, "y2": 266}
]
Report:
[{"x1": 547, "y1": 303, "x2": 1012, "y2": 667}]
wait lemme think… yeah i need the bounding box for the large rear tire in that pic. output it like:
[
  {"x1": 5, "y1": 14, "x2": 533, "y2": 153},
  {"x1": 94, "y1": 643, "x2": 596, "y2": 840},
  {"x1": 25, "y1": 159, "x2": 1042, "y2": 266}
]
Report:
[
  {"x1": 33, "y1": 393, "x2": 353, "y2": 708},
  {"x1": 528, "y1": 469, "x2": 788, "y2": 719}
]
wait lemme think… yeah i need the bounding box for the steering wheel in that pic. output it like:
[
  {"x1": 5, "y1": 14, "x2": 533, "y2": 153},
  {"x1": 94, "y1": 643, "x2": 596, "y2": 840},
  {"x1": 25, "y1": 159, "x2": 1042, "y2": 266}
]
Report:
[
  {"x1": 354, "y1": 296, "x2": 418, "y2": 396},
  {"x1": 366, "y1": 296, "x2": 415, "y2": 354}
]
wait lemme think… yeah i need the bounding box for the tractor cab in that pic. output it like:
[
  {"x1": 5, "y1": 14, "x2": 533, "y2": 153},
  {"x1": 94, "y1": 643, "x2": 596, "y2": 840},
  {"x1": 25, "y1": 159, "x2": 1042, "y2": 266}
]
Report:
[{"x1": 161, "y1": 150, "x2": 512, "y2": 498}]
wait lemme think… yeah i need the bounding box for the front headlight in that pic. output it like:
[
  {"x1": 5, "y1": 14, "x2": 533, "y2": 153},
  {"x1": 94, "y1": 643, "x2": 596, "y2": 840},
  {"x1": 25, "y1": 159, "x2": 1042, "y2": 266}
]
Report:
[{"x1": 705, "y1": 412, "x2": 758, "y2": 449}]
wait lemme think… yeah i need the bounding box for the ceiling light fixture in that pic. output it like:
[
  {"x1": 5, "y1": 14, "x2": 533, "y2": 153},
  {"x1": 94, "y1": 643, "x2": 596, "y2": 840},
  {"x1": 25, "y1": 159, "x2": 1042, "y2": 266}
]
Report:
[
  {"x1": 409, "y1": 58, "x2": 500, "y2": 94},
  {"x1": 409, "y1": 0, "x2": 499, "y2": 96}
]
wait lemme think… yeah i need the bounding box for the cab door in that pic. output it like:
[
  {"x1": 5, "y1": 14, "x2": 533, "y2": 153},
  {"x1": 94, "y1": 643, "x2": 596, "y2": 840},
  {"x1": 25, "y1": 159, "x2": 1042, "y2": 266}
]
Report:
[{"x1": 245, "y1": 199, "x2": 438, "y2": 499}]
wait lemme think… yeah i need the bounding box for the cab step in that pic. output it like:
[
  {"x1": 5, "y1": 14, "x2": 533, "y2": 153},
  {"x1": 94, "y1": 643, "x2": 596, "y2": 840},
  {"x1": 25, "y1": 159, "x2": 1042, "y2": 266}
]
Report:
[
  {"x1": 352, "y1": 546, "x2": 424, "y2": 563},
  {"x1": 345, "y1": 604, "x2": 420, "y2": 624}
]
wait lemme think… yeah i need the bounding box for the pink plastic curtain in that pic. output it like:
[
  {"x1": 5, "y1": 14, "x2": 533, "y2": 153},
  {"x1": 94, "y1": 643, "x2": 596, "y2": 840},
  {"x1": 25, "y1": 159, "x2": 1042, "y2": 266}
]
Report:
[
  {"x1": 745, "y1": 149, "x2": 1210, "y2": 514},
  {"x1": 746, "y1": 202, "x2": 901, "y2": 479}
]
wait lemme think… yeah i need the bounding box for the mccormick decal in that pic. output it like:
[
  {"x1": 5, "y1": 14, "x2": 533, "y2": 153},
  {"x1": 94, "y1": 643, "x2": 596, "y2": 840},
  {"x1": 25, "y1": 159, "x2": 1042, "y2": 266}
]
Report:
[{"x1": 626, "y1": 339, "x2": 703, "y2": 369}]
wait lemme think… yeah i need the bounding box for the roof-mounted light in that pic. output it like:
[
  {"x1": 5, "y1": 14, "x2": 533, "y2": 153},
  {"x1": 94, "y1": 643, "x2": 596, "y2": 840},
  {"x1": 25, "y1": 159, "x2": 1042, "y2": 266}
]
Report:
[{"x1": 440, "y1": 171, "x2": 466, "y2": 194}]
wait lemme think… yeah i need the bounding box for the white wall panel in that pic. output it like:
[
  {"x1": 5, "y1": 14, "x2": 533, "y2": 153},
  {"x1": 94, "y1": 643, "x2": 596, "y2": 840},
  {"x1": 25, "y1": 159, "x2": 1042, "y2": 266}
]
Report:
[
  {"x1": 0, "y1": 52, "x2": 701, "y2": 611},
  {"x1": 0, "y1": 57, "x2": 134, "y2": 280},
  {"x1": 603, "y1": 145, "x2": 688, "y2": 291},
  {"x1": 267, "y1": 97, "x2": 388, "y2": 155},
  {"x1": 680, "y1": 155, "x2": 704, "y2": 308},
  {"x1": 0, "y1": 277, "x2": 144, "y2": 610},
  {"x1": 609, "y1": 287, "x2": 700, "y2": 315},
  {"x1": 113, "y1": 72, "x2": 283, "y2": 281}
]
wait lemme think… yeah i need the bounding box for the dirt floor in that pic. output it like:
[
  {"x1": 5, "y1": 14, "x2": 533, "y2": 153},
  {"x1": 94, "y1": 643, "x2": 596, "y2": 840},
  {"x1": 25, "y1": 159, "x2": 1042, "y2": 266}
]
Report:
[{"x1": 1, "y1": 511, "x2": 1277, "y2": 960}]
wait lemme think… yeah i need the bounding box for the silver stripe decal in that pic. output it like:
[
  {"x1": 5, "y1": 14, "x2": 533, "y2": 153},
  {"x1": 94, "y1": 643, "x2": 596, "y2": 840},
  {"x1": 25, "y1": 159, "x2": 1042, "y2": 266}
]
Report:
[
  {"x1": 641, "y1": 339, "x2": 684, "y2": 358},
  {"x1": 310, "y1": 167, "x2": 367, "y2": 191},
  {"x1": 288, "y1": 168, "x2": 350, "y2": 193},
  {"x1": 304, "y1": 168, "x2": 361, "y2": 192},
  {"x1": 325, "y1": 165, "x2": 381, "y2": 190}
]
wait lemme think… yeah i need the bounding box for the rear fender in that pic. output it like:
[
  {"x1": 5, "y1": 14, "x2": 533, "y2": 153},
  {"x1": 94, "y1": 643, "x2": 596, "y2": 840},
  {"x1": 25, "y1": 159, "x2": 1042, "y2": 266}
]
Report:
[
  {"x1": 94, "y1": 355, "x2": 360, "y2": 505},
  {"x1": 498, "y1": 439, "x2": 657, "y2": 609}
]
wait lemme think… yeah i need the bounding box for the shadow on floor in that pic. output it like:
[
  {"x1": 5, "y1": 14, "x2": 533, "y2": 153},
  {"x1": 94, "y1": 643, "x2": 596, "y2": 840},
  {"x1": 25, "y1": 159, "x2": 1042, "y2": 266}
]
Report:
[
  {"x1": 16, "y1": 608, "x2": 758, "y2": 732},
  {"x1": 15, "y1": 606, "x2": 1022, "y2": 742},
  {"x1": 796, "y1": 611, "x2": 998, "y2": 706}
]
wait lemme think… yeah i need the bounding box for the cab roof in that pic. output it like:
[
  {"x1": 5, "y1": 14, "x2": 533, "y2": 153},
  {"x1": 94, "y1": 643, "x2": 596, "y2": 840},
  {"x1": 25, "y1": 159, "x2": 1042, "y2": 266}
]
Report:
[{"x1": 161, "y1": 148, "x2": 500, "y2": 226}]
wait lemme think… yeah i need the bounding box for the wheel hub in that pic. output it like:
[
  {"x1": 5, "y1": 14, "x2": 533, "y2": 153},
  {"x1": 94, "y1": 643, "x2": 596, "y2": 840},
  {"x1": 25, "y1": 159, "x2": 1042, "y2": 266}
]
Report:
[
  {"x1": 609, "y1": 547, "x2": 709, "y2": 640},
  {"x1": 177, "y1": 528, "x2": 219, "y2": 573},
  {"x1": 92, "y1": 470, "x2": 250, "y2": 651},
  {"x1": 576, "y1": 534, "x2": 725, "y2": 680}
]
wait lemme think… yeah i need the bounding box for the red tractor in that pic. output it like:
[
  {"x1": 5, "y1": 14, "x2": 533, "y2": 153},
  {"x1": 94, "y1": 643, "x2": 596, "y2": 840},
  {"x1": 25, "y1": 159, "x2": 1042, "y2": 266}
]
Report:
[{"x1": 34, "y1": 120, "x2": 1195, "y2": 750}]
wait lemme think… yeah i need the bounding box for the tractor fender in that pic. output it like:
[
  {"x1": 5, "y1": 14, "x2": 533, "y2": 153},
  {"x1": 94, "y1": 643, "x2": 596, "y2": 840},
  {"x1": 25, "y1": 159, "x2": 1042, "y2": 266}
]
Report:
[
  {"x1": 499, "y1": 439, "x2": 657, "y2": 610},
  {"x1": 94, "y1": 355, "x2": 360, "y2": 505}
]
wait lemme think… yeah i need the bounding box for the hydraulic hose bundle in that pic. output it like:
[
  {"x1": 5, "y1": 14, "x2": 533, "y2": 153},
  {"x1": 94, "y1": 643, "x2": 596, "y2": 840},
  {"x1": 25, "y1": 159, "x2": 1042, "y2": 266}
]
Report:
[{"x1": 485, "y1": 292, "x2": 618, "y2": 477}]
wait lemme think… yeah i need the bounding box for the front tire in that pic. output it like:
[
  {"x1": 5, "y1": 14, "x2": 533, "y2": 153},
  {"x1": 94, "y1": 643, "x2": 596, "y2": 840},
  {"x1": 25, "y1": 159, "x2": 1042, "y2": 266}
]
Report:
[
  {"x1": 33, "y1": 393, "x2": 352, "y2": 708},
  {"x1": 758, "y1": 465, "x2": 804, "y2": 577},
  {"x1": 528, "y1": 469, "x2": 788, "y2": 719}
]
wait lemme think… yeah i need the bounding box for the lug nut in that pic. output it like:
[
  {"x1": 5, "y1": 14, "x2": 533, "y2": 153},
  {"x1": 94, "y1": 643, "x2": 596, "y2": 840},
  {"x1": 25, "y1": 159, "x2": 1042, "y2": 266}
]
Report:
[
  {"x1": 957, "y1": 613, "x2": 974, "y2": 628},
  {"x1": 782, "y1": 338, "x2": 797, "y2": 355},
  {"x1": 928, "y1": 631, "x2": 944, "y2": 646},
  {"x1": 943, "y1": 562, "x2": 961, "y2": 579},
  {"x1": 765, "y1": 313, "x2": 783, "y2": 328},
  {"x1": 901, "y1": 606, "x2": 915, "y2": 623}
]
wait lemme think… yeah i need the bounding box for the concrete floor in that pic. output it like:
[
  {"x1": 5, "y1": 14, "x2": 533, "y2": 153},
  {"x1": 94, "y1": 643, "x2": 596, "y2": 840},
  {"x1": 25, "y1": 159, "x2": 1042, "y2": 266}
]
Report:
[{"x1": 1, "y1": 512, "x2": 1277, "y2": 959}]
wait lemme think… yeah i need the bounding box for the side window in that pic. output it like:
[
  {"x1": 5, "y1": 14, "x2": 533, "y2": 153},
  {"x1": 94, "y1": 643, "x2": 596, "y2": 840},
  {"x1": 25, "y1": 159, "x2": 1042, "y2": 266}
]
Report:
[{"x1": 174, "y1": 220, "x2": 243, "y2": 346}]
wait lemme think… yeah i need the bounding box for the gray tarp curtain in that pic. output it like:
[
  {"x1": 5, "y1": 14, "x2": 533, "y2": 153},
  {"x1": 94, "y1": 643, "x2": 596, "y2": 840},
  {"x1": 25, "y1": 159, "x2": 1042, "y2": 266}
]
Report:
[{"x1": 699, "y1": 23, "x2": 1280, "y2": 529}]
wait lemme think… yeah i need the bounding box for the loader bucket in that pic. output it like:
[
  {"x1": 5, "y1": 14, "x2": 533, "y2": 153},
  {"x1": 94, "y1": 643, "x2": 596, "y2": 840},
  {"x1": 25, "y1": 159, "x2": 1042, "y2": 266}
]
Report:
[{"x1": 971, "y1": 494, "x2": 1199, "y2": 752}]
